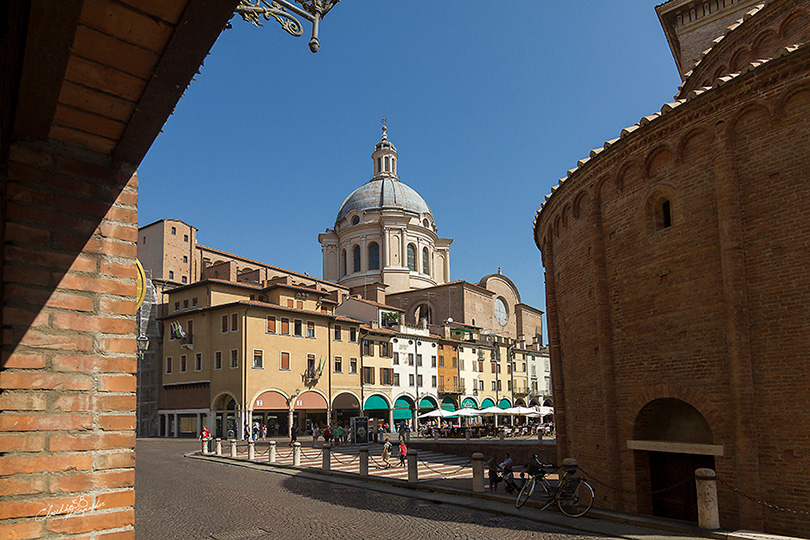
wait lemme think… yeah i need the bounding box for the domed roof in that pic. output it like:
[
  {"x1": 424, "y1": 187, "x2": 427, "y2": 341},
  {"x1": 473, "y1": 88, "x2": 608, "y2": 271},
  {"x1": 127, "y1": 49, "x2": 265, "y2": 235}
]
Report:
[{"x1": 336, "y1": 178, "x2": 432, "y2": 223}]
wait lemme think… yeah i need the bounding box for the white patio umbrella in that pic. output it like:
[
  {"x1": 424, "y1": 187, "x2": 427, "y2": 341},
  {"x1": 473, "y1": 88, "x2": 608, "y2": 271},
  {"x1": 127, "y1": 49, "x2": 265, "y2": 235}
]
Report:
[
  {"x1": 504, "y1": 406, "x2": 537, "y2": 415},
  {"x1": 454, "y1": 408, "x2": 481, "y2": 417},
  {"x1": 478, "y1": 406, "x2": 505, "y2": 415}
]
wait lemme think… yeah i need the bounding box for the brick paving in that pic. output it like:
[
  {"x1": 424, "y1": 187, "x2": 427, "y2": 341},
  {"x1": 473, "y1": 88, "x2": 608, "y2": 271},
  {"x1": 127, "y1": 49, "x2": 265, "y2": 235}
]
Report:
[{"x1": 135, "y1": 438, "x2": 593, "y2": 540}]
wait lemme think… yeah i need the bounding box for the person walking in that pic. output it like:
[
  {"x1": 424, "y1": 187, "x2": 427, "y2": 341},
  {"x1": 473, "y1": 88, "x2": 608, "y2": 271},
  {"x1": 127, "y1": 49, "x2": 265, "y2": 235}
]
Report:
[
  {"x1": 290, "y1": 424, "x2": 298, "y2": 446},
  {"x1": 335, "y1": 424, "x2": 343, "y2": 447},
  {"x1": 312, "y1": 424, "x2": 319, "y2": 447},
  {"x1": 381, "y1": 437, "x2": 392, "y2": 468},
  {"x1": 398, "y1": 441, "x2": 407, "y2": 467},
  {"x1": 486, "y1": 455, "x2": 501, "y2": 492}
]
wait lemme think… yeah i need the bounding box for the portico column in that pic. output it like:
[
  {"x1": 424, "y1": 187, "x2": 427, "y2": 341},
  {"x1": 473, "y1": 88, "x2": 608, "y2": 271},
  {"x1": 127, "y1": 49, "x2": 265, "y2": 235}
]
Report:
[
  {"x1": 172, "y1": 413, "x2": 178, "y2": 438},
  {"x1": 288, "y1": 407, "x2": 294, "y2": 437},
  {"x1": 388, "y1": 407, "x2": 394, "y2": 430}
]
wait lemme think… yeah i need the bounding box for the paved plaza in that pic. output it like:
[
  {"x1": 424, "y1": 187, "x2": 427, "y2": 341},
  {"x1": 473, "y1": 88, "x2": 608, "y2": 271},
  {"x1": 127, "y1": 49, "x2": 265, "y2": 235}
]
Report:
[{"x1": 135, "y1": 438, "x2": 724, "y2": 540}]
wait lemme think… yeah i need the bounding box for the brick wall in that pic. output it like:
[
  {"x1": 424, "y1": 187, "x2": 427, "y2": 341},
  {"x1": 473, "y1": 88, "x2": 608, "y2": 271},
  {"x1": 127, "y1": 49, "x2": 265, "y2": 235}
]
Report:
[
  {"x1": 534, "y1": 42, "x2": 810, "y2": 536},
  {"x1": 1, "y1": 141, "x2": 138, "y2": 539}
]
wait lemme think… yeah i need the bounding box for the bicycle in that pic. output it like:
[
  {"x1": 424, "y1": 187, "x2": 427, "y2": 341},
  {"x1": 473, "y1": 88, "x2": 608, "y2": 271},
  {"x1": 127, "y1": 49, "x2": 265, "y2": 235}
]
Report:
[{"x1": 515, "y1": 455, "x2": 594, "y2": 517}]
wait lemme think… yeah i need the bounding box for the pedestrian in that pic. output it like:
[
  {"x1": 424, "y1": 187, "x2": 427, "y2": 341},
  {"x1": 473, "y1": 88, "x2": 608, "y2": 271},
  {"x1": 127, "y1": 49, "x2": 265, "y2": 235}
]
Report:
[
  {"x1": 382, "y1": 437, "x2": 392, "y2": 468},
  {"x1": 335, "y1": 424, "x2": 343, "y2": 447},
  {"x1": 312, "y1": 424, "x2": 319, "y2": 447},
  {"x1": 199, "y1": 426, "x2": 211, "y2": 440},
  {"x1": 486, "y1": 455, "x2": 501, "y2": 492},
  {"x1": 398, "y1": 441, "x2": 407, "y2": 467},
  {"x1": 261, "y1": 424, "x2": 267, "y2": 439},
  {"x1": 290, "y1": 424, "x2": 298, "y2": 446},
  {"x1": 323, "y1": 425, "x2": 331, "y2": 444}
]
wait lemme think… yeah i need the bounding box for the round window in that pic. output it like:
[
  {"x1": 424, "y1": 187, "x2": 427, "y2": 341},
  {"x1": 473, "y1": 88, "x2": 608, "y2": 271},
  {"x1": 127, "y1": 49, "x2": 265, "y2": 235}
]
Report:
[{"x1": 352, "y1": 216, "x2": 360, "y2": 225}]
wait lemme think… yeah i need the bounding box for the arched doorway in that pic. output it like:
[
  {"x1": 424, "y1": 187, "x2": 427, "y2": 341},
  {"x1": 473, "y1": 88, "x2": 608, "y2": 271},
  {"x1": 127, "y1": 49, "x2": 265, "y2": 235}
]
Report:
[
  {"x1": 332, "y1": 392, "x2": 361, "y2": 425},
  {"x1": 211, "y1": 393, "x2": 237, "y2": 439},
  {"x1": 364, "y1": 394, "x2": 390, "y2": 422},
  {"x1": 393, "y1": 396, "x2": 415, "y2": 430},
  {"x1": 293, "y1": 391, "x2": 328, "y2": 435},
  {"x1": 252, "y1": 390, "x2": 288, "y2": 436},
  {"x1": 630, "y1": 399, "x2": 720, "y2": 523}
]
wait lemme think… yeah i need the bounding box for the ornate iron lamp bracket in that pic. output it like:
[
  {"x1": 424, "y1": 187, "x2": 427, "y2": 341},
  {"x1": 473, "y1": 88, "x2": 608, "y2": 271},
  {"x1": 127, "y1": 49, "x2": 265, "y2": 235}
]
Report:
[{"x1": 235, "y1": 0, "x2": 341, "y2": 53}]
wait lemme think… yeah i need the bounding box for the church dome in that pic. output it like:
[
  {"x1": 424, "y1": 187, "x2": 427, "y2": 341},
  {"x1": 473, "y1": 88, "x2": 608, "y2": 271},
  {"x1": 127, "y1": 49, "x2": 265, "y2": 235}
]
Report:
[
  {"x1": 336, "y1": 178, "x2": 432, "y2": 223},
  {"x1": 335, "y1": 127, "x2": 432, "y2": 224}
]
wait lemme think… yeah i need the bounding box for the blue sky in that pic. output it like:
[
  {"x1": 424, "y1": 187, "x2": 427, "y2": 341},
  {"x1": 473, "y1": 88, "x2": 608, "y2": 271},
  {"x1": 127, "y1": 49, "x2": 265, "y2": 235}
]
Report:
[{"x1": 137, "y1": 1, "x2": 681, "y2": 334}]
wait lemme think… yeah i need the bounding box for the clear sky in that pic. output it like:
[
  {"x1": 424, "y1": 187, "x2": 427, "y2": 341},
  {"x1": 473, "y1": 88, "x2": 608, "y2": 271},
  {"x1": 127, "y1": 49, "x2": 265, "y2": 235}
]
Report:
[{"x1": 137, "y1": 0, "x2": 682, "y2": 335}]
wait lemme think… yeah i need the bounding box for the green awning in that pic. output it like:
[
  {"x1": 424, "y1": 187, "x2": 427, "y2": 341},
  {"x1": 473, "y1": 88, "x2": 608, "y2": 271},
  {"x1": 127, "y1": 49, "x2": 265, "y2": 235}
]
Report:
[
  {"x1": 419, "y1": 397, "x2": 437, "y2": 410},
  {"x1": 394, "y1": 397, "x2": 414, "y2": 410},
  {"x1": 461, "y1": 398, "x2": 477, "y2": 408},
  {"x1": 498, "y1": 398, "x2": 511, "y2": 409},
  {"x1": 365, "y1": 395, "x2": 388, "y2": 410},
  {"x1": 481, "y1": 398, "x2": 495, "y2": 408},
  {"x1": 393, "y1": 408, "x2": 412, "y2": 420},
  {"x1": 441, "y1": 397, "x2": 456, "y2": 411}
]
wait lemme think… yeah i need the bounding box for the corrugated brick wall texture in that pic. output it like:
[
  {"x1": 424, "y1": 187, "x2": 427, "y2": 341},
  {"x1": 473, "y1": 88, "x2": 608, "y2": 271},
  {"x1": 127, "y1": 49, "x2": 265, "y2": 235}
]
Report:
[
  {"x1": 1, "y1": 141, "x2": 137, "y2": 539},
  {"x1": 535, "y1": 3, "x2": 810, "y2": 535}
]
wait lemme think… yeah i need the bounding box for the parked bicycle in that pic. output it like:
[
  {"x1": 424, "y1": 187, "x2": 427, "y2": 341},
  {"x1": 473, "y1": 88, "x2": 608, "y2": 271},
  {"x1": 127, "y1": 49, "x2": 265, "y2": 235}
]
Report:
[{"x1": 515, "y1": 455, "x2": 594, "y2": 517}]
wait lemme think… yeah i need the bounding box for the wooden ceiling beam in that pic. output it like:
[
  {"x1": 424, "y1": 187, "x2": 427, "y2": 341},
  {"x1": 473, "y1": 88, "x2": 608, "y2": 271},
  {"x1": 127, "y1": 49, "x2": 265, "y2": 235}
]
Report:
[
  {"x1": 113, "y1": 0, "x2": 241, "y2": 166},
  {"x1": 12, "y1": 0, "x2": 84, "y2": 141}
]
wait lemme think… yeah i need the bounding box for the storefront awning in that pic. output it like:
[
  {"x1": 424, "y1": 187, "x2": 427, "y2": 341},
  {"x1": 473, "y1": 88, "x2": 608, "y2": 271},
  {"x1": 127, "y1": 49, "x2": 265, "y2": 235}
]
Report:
[
  {"x1": 365, "y1": 395, "x2": 388, "y2": 410},
  {"x1": 498, "y1": 398, "x2": 511, "y2": 409},
  {"x1": 461, "y1": 397, "x2": 477, "y2": 408},
  {"x1": 441, "y1": 397, "x2": 456, "y2": 411},
  {"x1": 480, "y1": 398, "x2": 495, "y2": 408}
]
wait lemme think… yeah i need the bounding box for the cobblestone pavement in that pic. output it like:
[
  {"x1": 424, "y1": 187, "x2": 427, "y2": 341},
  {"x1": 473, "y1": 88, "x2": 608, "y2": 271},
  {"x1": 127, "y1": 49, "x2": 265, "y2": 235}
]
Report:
[{"x1": 135, "y1": 438, "x2": 608, "y2": 540}]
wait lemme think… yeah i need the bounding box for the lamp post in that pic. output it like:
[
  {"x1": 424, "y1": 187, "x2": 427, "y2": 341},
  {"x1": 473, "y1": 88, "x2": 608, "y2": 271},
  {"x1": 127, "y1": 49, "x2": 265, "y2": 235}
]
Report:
[{"x1": 409, "y1": 339, "x2": 421, "y2": 430}]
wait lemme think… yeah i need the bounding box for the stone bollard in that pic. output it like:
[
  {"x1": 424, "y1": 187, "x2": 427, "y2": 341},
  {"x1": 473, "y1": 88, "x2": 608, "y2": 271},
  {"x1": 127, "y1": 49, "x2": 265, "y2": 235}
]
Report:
[
  {"x1": 230, "y1": 440, "x2": 237, "y2": 458},
  {"x1": 293, "y1": 442, "x2": 301, "y2": 466},
  {"x1": 538, "y1": 430, "x2": 543, "y2": 441},
  {"x1": 359, "y1": 446, "x2": 369, "y2": 476},
  {"x1": 405, "y1": 431, "x2": 410, "y2": 443},
  {"x1": 695, "y1": 468, "x2": 720, "y2": 529},
  {"x1": 407, "y1": 450, "x2": 418, "y2": 483},
  {"x1": 499, "y1": 428, "x2": 505, "y2": 442},
  {"x1": 268, "y1": 440, "x2": 277, "y2": 463},
  {"x1": 215, "y1": 438, "x2": 222, "y2": 456},
  {"x1": 472, "y1": 452, "x2": 485, "y2": 492},
  {"x1": 248, "y1": 441, "x2": 255, "y2": 460},
  {"x1": 322, "y1": 444, "x2": 331, "y2": 471},
  {"x1": 433, "y1": 430, "x2": 439, "y2": 441},
  {"x1": 201, "y1": 438, "x2": 209, "y2": 455},
  {"x1": 465, "y1": 429, "x2": 471, "y2": 442}
]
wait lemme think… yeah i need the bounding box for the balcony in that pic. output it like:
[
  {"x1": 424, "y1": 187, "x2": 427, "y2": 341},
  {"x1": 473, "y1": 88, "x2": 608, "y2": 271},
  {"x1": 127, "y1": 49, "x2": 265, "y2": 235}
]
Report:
[
  {"x1": 302, "y1": 367, "x2": 320, "y2": 384},
  {"x1": 438, "y1": 380, "x2": 465, "y2": 394}
]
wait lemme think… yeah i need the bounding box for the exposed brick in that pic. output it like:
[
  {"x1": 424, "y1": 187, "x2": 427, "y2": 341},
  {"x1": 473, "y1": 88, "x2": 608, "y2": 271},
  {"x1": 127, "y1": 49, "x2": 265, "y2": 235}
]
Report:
[
  {"x1": 45, "y1": 508, "x2": 134, "y2": 535},
  {"x1": 45, "y1": 291, "x2": 95, "y2": 312},
  {"x1": 0, "y1": 453, "x2": 93, "y2": 476},
  {"x1": 49, "y1": 470, "x2": 134, "y2": 493},
  {"x1": 98, "y1": 375, "x2": 136, "y2": 393},
  {"x1": 94, "y1": 395, "x2": 136, "y2": 412},
  {"x1": 51, "y1": 312, "x2": 134, "y2": 334},
  {"x1": 16, "y1": 329, "x2": 92, "y2": 351},
  {"x1": 0, "y1": 414, "x2": 93, "y2": 432},
  {"x1": 0, "y1": 519, "x2": 43, "y2": 539},
  {"x1": 95, "y1": 489, "x2": 135, "y2": 510},
  {"x1": 99, "y1": 297, "x2": 136, "y2": 316},
  {"x1": 55, "y1": 274, "x2": 133, "y2": 297},
  {"x1": 0, "y1": 476, "x2": 46, "y2": 496},
  {"x1": 0, "y1": 371, "x2": 92, "y2": 391},
  {"x1": 98, "y1": 415, "x2": 136, "y2": 431},
  {"x1": 96, "y1": 337, "x2": 134, "y2": 355},
  {"x1": 4, "y1": 222, "x2": 51, "y2": 245},
  {"x1": 0, "y1": 433, "x2": 46, "y2": 452},
  {"x1": 94, "y1": 451, "x2": 135, "y2": 470},
  {"x1": 49, "y1": 432, "x2": 135, "y2": 452},
  {"x1": 52, "y1": 354, "x2": 136, "y2": 373},
  {"x1": 98, "y1": 529, "x2": 135, "y2": 540},
  {"x1": 0, "y1": 393, "x2": 48, "y2": 411},
  {"x1": 2, "y1": 352, "x2": 46, "y2": 369}
]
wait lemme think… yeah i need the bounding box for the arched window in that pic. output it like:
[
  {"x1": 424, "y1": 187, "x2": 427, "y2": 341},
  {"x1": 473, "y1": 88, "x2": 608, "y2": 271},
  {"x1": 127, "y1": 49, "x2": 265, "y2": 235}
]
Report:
[
  {"x1": 377, "y1": 157, "x2": 381, "y2": 174},
  {"x1": 407, "y1": 244, "x2": 416, "y2": 271},
  {"x1": 368, "y1": 242, "x2": 380, "y2": 270},
  {"x1": 352, "y1": 215, "x2": 360, "y2": 226},
  {"x1": 385, "y1": 156, "x2": 390, "y2": 171},
  {"x1": 422, "y1": 247, "x2": 430, "y2": 275},
  {"x1": 341, "y1": 249, "x2": 347, "y2": 277},
  {"x1": 656, "y1": 199, "x2": 673, "y2": 230},
  {"x1": 353, "y1": 245, "x2": 361, "y2": 273}
]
